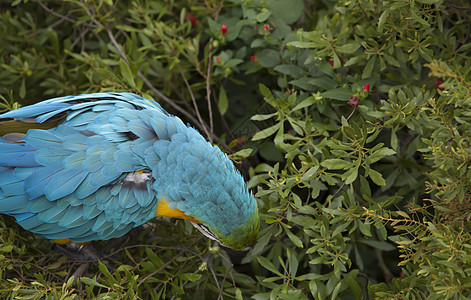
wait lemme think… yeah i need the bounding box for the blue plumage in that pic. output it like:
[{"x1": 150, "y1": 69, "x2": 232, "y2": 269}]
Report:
[{"x1": 0, "y1": 93, "x2": 259, "y2": 249}]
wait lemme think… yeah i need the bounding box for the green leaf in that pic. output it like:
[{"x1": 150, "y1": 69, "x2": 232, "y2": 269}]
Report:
[
  {"x1": 145, "y1": 247, "x2": 163, "y2": 268},
  {"x1": 218, "y1": 87, "x2": 228, "y2": 115},
  {"x1": 357, "y1": 220, "x2": 372, "y2": 237},
  {"x1": 259, "y1": 83, "x2": 274, "y2": 100},
  {"x1": 80, "y1": 277, "x2": 108, "y2": 288},
  {"x1": 359, "y1": 175, "x2": 371, "y2": 197},
  {"x1": 180, "y1": 273, "x2": 202, "y2": 282},
  {"x1": 368, "y1": 169, "x2": 386, "y2": 186},
  {"x1": 290, "y1": 78, "x2": 317, "y2": 90},
  {"x1": 257, "y1": 256, "x2": 283, "y2": 276},
  {"x1": 390, "y1": 129, "x2": 398, "y2": 151},
  {"x1": 98, "y1": 262, "x2": 116, "y2": 284},
  {"x1": 321, "y1": 158, "x2": 353, "y2": 170},
  {"x1": 251, "y1": 38, "x2": 264, "y2": 48},
  {"x1": 256, "y1": 10, "x2": 271, "y2": 22},
  {"x1": 267, "y1": 0, "x2": 304, "y2": 24},
  {"x1": 246, "y1": 230, "x2": 273, "y2": 259},
  {"x1": 259, "y1": 49, "x2": 280, "y2": 68},
  {"x1": 0, "y1": 245, "x2": 13, "y2": 252},
  {"x1": 288, "y1": 41, "x2": 321, "y2": 48},
  {"x1": 377, "y1": 9, "x2": 390, "y2": 32},
  {"x1": 362, "y1": 56, "x2": 375, "y2": 79},
  {"x1": 368, "y1": 147, "x2": 396, "y2": 164},
  {"x1": 291, "y1": 215, "x2": 315, "y2": 227},
  {"x1": 252, "y1": 123, "x2": 281, "y2": 141},
  {"x1": 410, "y1": 9, "x2": 430, "y2": 27},
  {"x1": 332, "y1": 221, "x2": 351, "y2": 237},
  {"x1": 66, "y1": 275, "x2": 75, "y2": 289},
  {"x1": 230, "y1": 148, "x2": 253, "y2": 159},
  {"x1": 321, "y1": 88, "x2": 351, "y2": 101},
  {"x1": 336, "y1": 42, "x2": 361, "y2": 54},
  {"x1": 235, "y1": 288, "x2": 243, "y2": 300},
  {"x1": 251, "y1": 113, "x2": 277, "y2": 121},
  {"x1": 119, "y1": 58, "x2": 135, "y2": 88},
  {"x1": 286, "y1": 228, "x2": 304, "y2": 248},
  {"x1": 343, "y1": 167, "x2": 359, "y2": 184},
  {"x1": 274, "y1": 64, "x2": 303, "y2": 78},
  {"x1": 396, "y1": 211, "x2": 410, "y2": 219},
  {"x1": 332, "y1": 281, "x2": 342, "y2": 300},
  {"x1": 309, "y1": 76, "x2": 338, "y2": 89}
]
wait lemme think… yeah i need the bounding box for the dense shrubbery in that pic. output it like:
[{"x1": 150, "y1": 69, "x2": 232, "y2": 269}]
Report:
[{"x1": 1, "y1": 0, "x2": 471, "y2": 299}]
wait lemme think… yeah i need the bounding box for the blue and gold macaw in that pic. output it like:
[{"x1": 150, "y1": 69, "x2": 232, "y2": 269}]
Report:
[{"x1": 0, "y1": 93, "x2": 259, "y2": 250}]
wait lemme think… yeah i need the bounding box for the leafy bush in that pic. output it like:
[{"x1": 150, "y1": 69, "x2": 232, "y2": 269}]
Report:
[{"x1": 1, "y1": 0, "x2": 471, "y2": 299}]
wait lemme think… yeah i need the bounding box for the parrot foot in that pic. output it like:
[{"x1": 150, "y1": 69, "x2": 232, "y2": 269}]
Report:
[{"x1": 53, "y1": 243, "x2": 115, "y2": 268}]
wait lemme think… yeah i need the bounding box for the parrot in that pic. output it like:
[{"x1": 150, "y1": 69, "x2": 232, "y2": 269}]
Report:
[{"x1": 0, "y1": 92, "x2": 259, "y2": 250}]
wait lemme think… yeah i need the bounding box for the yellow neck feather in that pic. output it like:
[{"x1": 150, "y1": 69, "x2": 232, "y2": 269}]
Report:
[{"x1": 155, "y1": 199, "x2": 199, "y2": 223}]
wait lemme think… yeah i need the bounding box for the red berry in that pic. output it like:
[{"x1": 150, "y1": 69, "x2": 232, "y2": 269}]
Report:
[
  {"x1": 187, "y1": 13, "x2": 197, "y2": 26},
  {"x1": 264, "y1": 24, "x2": 269, "y2": 31},
  {"x1": 363, "y1": 83, "x2": 370, "y2": 91},
  {"x1": 329, "y1": 60, "x2": 334, "y2": 67},
  {"x1": 221, "y1": 24, "x2": 227, "y2": 35},
  {"x1": 216, "y1": 56, "x2": 221, "y2": 62},
  {"x1": 251, "y1": 56, "x2": 257, "y2": 61},
  {"x1": 435, "y1": 78, "x2": 444, "y2": 91}
]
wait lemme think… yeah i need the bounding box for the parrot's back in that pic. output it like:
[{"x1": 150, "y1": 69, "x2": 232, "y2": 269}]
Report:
[{"x1": 0, "y1": 93, "x2": 259, "y2": 249}]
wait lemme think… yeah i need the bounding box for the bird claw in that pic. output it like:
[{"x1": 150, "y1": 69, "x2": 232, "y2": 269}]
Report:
[{"x1": 53, "y1": 243, "x2": 114, "y2": 269}]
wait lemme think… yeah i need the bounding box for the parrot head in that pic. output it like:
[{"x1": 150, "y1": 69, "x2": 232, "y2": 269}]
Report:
[
  {"x1": 151, "y1": 118, "x2": 260, "y2": 250},
  {"x1": 190, "y1": 197, "x2": 260, "y2": 250}
]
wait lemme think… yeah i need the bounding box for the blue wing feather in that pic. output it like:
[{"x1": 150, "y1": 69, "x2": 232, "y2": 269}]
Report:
[
  {"x1": 24, "y1": 166, "x2": 62, "y2": 200},
  {"x1": 35, "y1": 148, "x2": 71, "y2": 166},
  {"x1": 0, "y1": 103, "x2": 71, "y2": 120},
  {"x1": 0, "y1": 143, "x2": 38, "y2": 167},
  {"x1": 24, "y1": 129, "x2": 62, "y2": 148},
  {"x1": 62, "y1": 134, "x2": 87, "y2": 151},
  {"x1": 0, "y1": 195, "x2": 29, "y2": 213},
  {"x1": 119, "y1": 186, "x2": 135, "y2": 208},
  {"x1": 82, "y1": 204, "x2": 102, "y2": 220},
  {"x1": 45, "y1": 169, "x2": 88, "y2": 201}
]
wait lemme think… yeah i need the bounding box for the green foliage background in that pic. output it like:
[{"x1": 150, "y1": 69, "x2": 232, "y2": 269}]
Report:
[{"x1": 1, "y1": 0, "x2": 471, "y2": 299}]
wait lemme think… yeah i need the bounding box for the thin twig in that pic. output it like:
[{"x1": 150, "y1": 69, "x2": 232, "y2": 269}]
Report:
[
  {"x1": 218, "y1": 265, "x2": 234, "y2": 300},
  {"x1": 304, "y1": 187, "x2": 311, "y2": 205},
  {"x1": 330, "y1": 182, "x2": 346, "y2": 200},
  {"x1": 48, "y1": 11, "x2": 74, "y2": 29},
  {"x1": 346, "y1": 106, "x2": 357, "y2": 121},
  {"x1": 206, "y1": 42, "x2": 214, "y2": 143},
  {"x1": 37, "y1": 0, "x2": 82, "y2": 25},
  {"x1": 179, "y1": 65, "x2": 212, "y2": 140}
]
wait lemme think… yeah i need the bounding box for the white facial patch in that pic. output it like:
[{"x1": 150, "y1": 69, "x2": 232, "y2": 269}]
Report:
[
  {"x1": 122, "y1": 171, "x2": 153, "y2": 189},
  {"x1": 190, "y1": 222, "x2": 230, "y2": 248}
]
